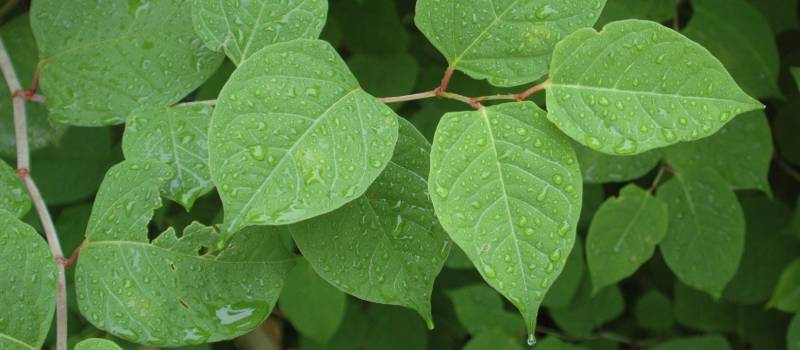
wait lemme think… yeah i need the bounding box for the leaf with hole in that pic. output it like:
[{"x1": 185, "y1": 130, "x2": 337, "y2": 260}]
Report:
[
  {"x1": 75, "y1": 160, "x2": 295, "y2": 346},
  {"x1": 429, "y1": 102, "x2": 582, "y2": 335},
  {"x1": 546, "y1": 19, "x2": 763, "y2": 155},
  {"x1": 209, "y1": 39, "x2": 398, "y2": 232},
  {"x1": 415, "y1": 0, "x2": 606, "y2": 87}
]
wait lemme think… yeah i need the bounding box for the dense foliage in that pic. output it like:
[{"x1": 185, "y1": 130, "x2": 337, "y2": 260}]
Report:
[{"x1": 1, "y1": 0, "x2": 800, "y2": 349}]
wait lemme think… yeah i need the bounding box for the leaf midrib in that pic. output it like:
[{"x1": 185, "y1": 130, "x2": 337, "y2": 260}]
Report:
[
  {"x1": 448, "y1": 0, "x2": 521, "y2": 69},
  {"x1": 550, "y1": 84, "x2": 756, "y2": 105},
  {"x1": 0, "y1": 333, "x2": 35, "y2": 350}
]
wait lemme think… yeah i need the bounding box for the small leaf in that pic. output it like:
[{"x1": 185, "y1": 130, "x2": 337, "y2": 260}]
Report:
[
  {"x1": 279, "y1": 258, "x2": 346, "y2": 346},
  {"x1": 587, "y1": 184, "x2": 668, "y2": 292},
  {"x1": 123, "y1": 104, "x2": 215, "y2": 210},
  {"x1": 429, "y1": 102, "x2": 582, "y2": 335},
  {"x1": 0, "y1": 159, "x2": 30, "y2": 218},
  {"x1": 463, "y1": 329, "x2": 525, "y2": 350},
  {"x1": 546, "y1": 19, "x2": 763, "y2": 155},
  {"x1": 634, "y1": 290, "x2": 673, "y2": 332},
  {"x1": 650, "y1": 335, "x2": 732, "y2": 350},
  {"x1": 299, "y1": 301, "x2": 369, "y2": 350},
  {"x1": 576, "y1": 143, "x2": 660, "y2": 183},
  {"x1": 415, "y1": 0, "x2": 606, "y2": 87},
  {"x1": 673, "y1": 281, "x2": 737, "y2": 332},
  {"x1": 191, "y1": 0, "x2": 327, "y2": 65},
  {"x1": 74, "y1": 339, "x2": 124, "y2": 350},
  {"x1": 209, "y1": 39, "x2": 399, "y2": 231},
  {"x1": 30, "y1": 0, "x2": 224, "y2": 125},
  {"x1": 684, "y1": 0, "x2": 782, "y2": 99},
  {"x1": 0, "y1": 211, "x2": 56, "y2": 350},
  {"x1": 290, "y1": 119, "x2": 448, "y2": 325},
  {"x1": 76, "y1": 160, "x2": 295, "y2": 346},
  {"x1": 447, "y1": 284, "x2": 524, "y2": 336},
  {"x1": 789, "y1": 313, "x2": 800, "y2": 350},
  {"x1": 665, "y1": 111, "x2": 773, "y2": 194},
  {"x1": 548, "y1": 276, "x2": 625, "y2": 337},
  {"x1": 769, "y1": 259, "x2": 800, "y2": 312},
  {"x1": 657, "y1": 168, "x2": 745, "y2": 297}
]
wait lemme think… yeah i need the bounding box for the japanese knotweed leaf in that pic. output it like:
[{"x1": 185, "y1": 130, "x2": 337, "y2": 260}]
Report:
[
  {"x1": 684, "y1": 0, "x2": 782, "y2": 99},
  {"x1": 634, "y1": 290, "x2": 674, "y2": 332},
  {"x1": 290, "y1": 118, "x2": 449, "y2": 326},
  {"x1": 464, "y1": 329, "x2": 525, "y2": 350},
  {"x1": 123, "y1": 104, "x2": 214, "y2": 210},
  {"x1": 542, "y1": 236, "x2": 584, "y2": 309},
  {"x1": 546, "y1": 19, "x2": 763, "y2": 155},
  {"x1": 429, "y1": 102, "x2": 582, "y2": 336},
  {"x1": 575, "y1": 143, "x2": 660, "y2": 183},
  {"x1": 0, "y1": 159, "x2": 30, "y2": 218},
  {"x1": 665, "y1": 111, "x2": 772, "y2": 194},
  {"x1": 0, "y1": 211, "x2": 56, "y2": 350},
  {"x1": 74, "y1": 339, "x2": 124, "y2": 350},
  {"x1": 0, "y1": 14, "x2": 65, "y2": 157},
  {"x1": 279, "y1": 258, "x2": 346, "y2": 346},
  {"x1": 769, "y1": 259, "x2": 800, "y2": 312},
  {"x1": 75, "y1": 160, "x2": 295, "y2": 347},
  {"x1": 414, "y1": 0, "x2": 606, "y2": 87},
  {"x1": 587, "y1": 184, "x2": 668, "y2": 292},
  {"x1": 209, "y1": 39, "x2": 399, "y2": 231},
  {"x1": 30, "y1": 0, "x2": 224, "y2": 126},
  {"x1": 191, "y1": 0, "x2": 327, "y2": 65},
  {"x1": 657, "y1": 168, "x2": 745, "y2": 297},
  {"x1": 548, "y1": 276, "x2": 625, "y2": 337}
]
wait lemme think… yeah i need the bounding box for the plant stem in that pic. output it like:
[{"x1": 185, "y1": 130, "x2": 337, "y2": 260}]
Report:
[
  {"x1": 378, "y1": 90, "x2": 436, "y2": 104},
  {"x1": 649, "y1": 165, "x2": 667, "y2": 192},
  {"x1": 776, "y1": 158, "x2": 800, "y2": 183},
  {"x1": 0, "y1": 38, "x2": 68, "y2": 350},
  {"x1": 516, "y1": 79, "x2": 551, "y2": 101}
]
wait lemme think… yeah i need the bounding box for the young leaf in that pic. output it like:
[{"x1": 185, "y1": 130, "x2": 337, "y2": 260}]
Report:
[
  {"x1": 634, "y1": 290, "x2": 673, "y2": 332},
  {"x1": 657, "y1": 168, "x2": 745, "y2": 297},
  {"x1": 548, "y1": 276, "x2": 625, "y2": 337},
  {"x1": 665, "y1": 111, "x2": 773, "y2": 194},
  {"x1": 75, "y1": 160, "x2": 295, "y2": 346},
  {"x1": 415, "y1": 0, "x2": 606, "y2": 87},
  {"x1": 595, "y1": 0, "x2": 675, "y2": 27},
  {"x1": 279, "y1": 258, "x2": 346, "y2": 346},
  {"x1": 587, "y1": 184, "x2": 668, "y2": 292},
  {"x1": 209, "y1": 39, "x2": 399, "y2": 231},
  {"x1": 683, "y1": 0, "x2": 782, "y2": 99},
  {"x1": 673, "y1": 281, "x2": 737, "y2": 332},
  {"x1": 650, "y1": 335, "x2": 732, "y2": 350},
  {"x1": 30, "y1": 0, "x2": 224, "y2": 126},
  {"x1": 74, "y1": 339, "x2": 124, "y2": 350},
  {"x1": 542, "y1": 236, "x2": 585, "y2": 309},
  {"x1": 0, "y1": 159, "x2": 30, "y2": 218},
  {"x1": 191, "y1": 0, "x2": 327, "y2": 65},
  {"x1": 0, "y1": 14, "x2": 65, "y2": 157},
  {"x1": 789, "y1": 313, "x2": 800, "y2": 350},
  {"x1": 429, "y1": 102, "x2": 583, "y2": 335},
  {"x1": 289, "y1": 119, "x2": 448, "y2": 325},
  {"x1": 0, "y1": 211, "x2": 56, "y2": 350},
  {"x1": 447, "y1": 284, "x2": 524, "y2": 336},
  {"x1": 769, "y1": 259, "x2": 800, "y2": 312},
  {"x1": 546, "y1": 20, "x2": 763, "y2": 155},
  {"x1": 123, "y1": 104, "x2": 215, "y2": 210},
  {"x1": 575, "y1": 143, "x2": 660, "y2": 184}
]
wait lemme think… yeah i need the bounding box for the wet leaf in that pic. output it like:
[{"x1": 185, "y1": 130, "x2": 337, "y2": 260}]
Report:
[
  {"x1": 0, "y1": 159, "x2": 30, "y2": 218},
  {"x1": 74, "y1": 338, "x2": 123, "y2": 350}
]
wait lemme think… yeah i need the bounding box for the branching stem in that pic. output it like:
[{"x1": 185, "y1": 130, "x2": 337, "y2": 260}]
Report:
[{"x1": 0, "y1": 38, "x2": 68, "y2": 350}]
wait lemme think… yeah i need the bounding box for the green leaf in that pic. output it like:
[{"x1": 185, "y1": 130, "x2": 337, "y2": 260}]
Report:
[
  {"x1": 209, "y1": 39, "x2": 399, "y2": 231},
  {"x1": 74, "y1": 339, "x2": 124, "y2": 350},
  {"x1": 595, "y1": 0, "x2": 675, "y2": 27},
  {"x1": 548, "y1": 276, "x2": 625, "y2": 337},
  {"x1": 429, "y1": 102, "x2": 582, "y2": 335},
  {"x1": 673, "y1": 281, "x2": 737, "y2": 332},
  {"x1": 29, "y1": 127, "x2": 115, "y2": 205},
  {"x1": 665, "y1": 111, "x2": 773, "y2": 194},
  {"x1": 123, "y1": 104, "x2": 214, "y2": 210},
  {"x1": 543, "y1": 236, "x2": 585, "y2": 309},
  {"x1": 789, "y1": 313, "x2": 800, "y2": 350},
  {"x1": 0, "y1": 211, "x2": 56, "y2": 350},
  {"x1": 0, "y1": 159, "x2": 30, "y2": 218},
  {"x1": 289, "y1": 119, "x2": 448, "y2": 325},
  {"x1": 546, "y1": 19, "x2": 763, "y2": 155},
  {"x1": 650, "y1": 335, "x2": 731, "y2": 350},
  {"x1": 415, "y1": 0, "x2": 606, "y2": 87},
  {"x1": 191, "y1": 0, "x2": 327, "y2": 65},
  {"x1": 279, "y1": 258, "x2": 346, "y2": 346},
  {"x1": 769, "y1": 259, "x2": 800, "y2": 312},
  {"x1": 363, "y1": 305, "x2": 428, "y2": 350},
  {"x1": 634, "y1": 290, "x2": 673, "y2": 332},
  {"x1": 657, "y1": 168, "x2": 745, "y2": 297},
  {"x1": 30, "y1": 0, "x2": 224, "y2": 126},
  {"x1": 684, "y1": 0, "x2": 782, "y2": 99},
  {"x1": 587, "y1": 184, "x2": 668, "y2": 292},
  {"x1": 723, "y1": 195, "x2": 800, "y2": 304},
  {"x1": 447, "y1": 284, "x2": 524, "y2": 336},
  {"x1": 576, "y1": 143, "x2": 660, "y2": 183},
  {"x1": 0, "y1": 14, "x2": 65, "y2": 157},
  {"x1": 463, "y1": 329, "x2": 525, "y2": 350},
  {"x1": 75, "y1": 160, "x2": 295, "y2": 346},
  {"x1": 748, "y1": 0, "x2": 799, "y2": 33},
  {"x1": 534, "y1": 337, "x2": 589, "y2": 350},
  {"x1": 299, "y1": 301, "x2": 369, "y2": 350}
]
